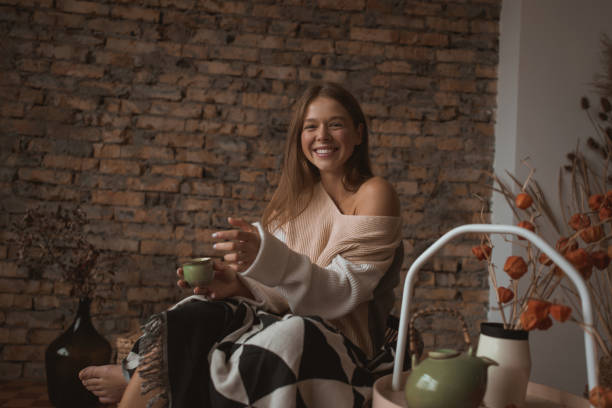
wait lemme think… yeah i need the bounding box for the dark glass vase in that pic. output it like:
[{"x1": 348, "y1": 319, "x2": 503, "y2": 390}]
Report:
[{"x1": 45, "y1": 298, "x2": 112, "y2": 407}]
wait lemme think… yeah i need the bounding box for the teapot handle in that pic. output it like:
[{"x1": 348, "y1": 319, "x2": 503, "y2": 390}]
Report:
[{"x1": 409, "y1": 307, "x2": 471, "y2": 358}]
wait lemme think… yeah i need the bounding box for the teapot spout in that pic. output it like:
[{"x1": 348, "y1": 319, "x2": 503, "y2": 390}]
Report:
[{"x1": 479, "y1": 356, "x2": 498, "y2": 367}]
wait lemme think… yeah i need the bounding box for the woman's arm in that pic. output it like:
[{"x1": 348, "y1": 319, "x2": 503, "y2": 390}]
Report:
[{"x1": 241, "y1": 178, "x2": 402, "y2": 319}]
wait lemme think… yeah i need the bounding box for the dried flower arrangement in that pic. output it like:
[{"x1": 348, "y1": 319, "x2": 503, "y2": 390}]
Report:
[
  {"x1": 473, "y1": 164, "x2": 575, "y2": 333},
  {"x1": 473, "y1": 36, "x2": 612, "y2": 404},
  {"x1": 10, "y1": 205, "x2": 118, "y2": 301}
]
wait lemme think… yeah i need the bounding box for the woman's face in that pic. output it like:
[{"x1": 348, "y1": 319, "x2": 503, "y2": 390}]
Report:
[{"x1": 300, "y1": 96, "x2": 362, "y2": 178}]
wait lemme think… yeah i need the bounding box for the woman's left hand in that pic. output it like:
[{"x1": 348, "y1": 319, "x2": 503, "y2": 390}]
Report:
[{"x1": 212, "y1": 217, "x2": 260, "y2": 272}]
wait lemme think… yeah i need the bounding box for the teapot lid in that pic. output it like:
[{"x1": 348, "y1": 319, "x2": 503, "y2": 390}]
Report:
[{"x1": 428, "y1": 349, "x2": 461, "y2": 359}]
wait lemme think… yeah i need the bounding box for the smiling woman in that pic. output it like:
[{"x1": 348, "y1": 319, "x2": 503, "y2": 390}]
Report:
[{"x1": 79, "y1": 82, "x2": 403, "y2": 408}]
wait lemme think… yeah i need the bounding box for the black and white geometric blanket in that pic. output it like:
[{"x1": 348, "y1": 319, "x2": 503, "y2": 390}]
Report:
[
  {"x1": 206, "y1": 300, "x2": 374, "y2": 408},
  {"x1": 128, "y1": 298, "x2": 381, "y2": 408}
]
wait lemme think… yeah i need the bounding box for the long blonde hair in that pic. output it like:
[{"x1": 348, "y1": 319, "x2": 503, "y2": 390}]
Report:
[{"x1": 262, "y1": 82, "x2": 373, "y2": 230}]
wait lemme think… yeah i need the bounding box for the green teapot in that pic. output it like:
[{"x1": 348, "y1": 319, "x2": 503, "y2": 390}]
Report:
[{"x1": 404, "y1": 308, "x2": 498, "y2": 408}]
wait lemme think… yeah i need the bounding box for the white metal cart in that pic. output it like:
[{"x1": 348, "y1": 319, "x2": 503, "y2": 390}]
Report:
[{"x1": 372, "y1": 224, "x2": 598, "y2": 408}]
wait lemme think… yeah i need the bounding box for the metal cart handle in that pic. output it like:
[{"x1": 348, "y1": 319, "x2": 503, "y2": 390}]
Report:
[{"x1": 391, "y1": 224, "x2": 598, "y2": 398}]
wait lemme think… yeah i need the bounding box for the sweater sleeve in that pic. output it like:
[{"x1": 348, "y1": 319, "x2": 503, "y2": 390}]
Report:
[{"x1": 240, "y1": 222, "x2": 394, "y2": 319}]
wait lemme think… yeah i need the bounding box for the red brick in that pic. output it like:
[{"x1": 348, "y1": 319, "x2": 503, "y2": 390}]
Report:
[
  {"x1": 58, "y1": 0, "x2": 109, "y2": 15},
  {"x1": 126, "y1": 177, "x2": 180, "y2": 192},
  {"x1": 318, "y1": 0, "x2": 365, "y2": 10},
  {"x1": 471, "y1": 20, "x2": 498, "y2": 34},
  {"x1": 133, "y1": 84, "x2": 181, "y2": 101},
  {"x1": 150, "y1": 101, "x2": 202, "y2": 118},
  {"x1": 197, "y1": 0, "x2": 248, "y2": 14},
  {"x1": 42, "y1": 155, "x2": 98, "y2": 171},
  {"x1": 2, "y1": 345, "x2": 45, "y2": 362},
  {"x1": 476, "y1": 64, "x2": 497, "y2": 79},
  {"x1": 298, "y1": 68, "x2": 347, "y2": 83},
  {"x1": 0, "y1": 102, "x2": 24, "y2": 118},
  {"x1": 246, "y1": 65, "x2": 297, "y2": 80},
  {"x1": 99, "y1": 159, "x2": 141, "y2": 175},
  {"x1": 182, "y1": 44, "x2": 208, "y2": 59},
  {"x1": 123, "y1": 224, "x2": 174, "y2": 240},
  {"x1": 114, "y1": 207, "x2": 168, "y2": 224},
  {"x1": 242, "y1": 93, "x2": 289, "y2": 110},
  {"x1": 439, "y1": 78, "x2": 476, "y2": 93},
  {"x1": 153, "y1": 132, "x2": 204, "y2": 148},
  {"x1": 0, "y1": 119, "x2": 44, "y2": 135},
  {"x1": 350, "y1": 27, "x2": 399, "y2": 43},
  {"x1": 91, "y1": 190, "x2": 145, "y2": 206},
  {"x1": 436, "y1": 49, "x2": 476, "y2": 63},
  {"x1": 111, "y1": 5, "x2": 159, "y2": 22},
  {"x1": 93, "y1": 144, "x2": 121, "y2": 158},
  {"x1": 186, "y1": 88, "x2": 238, "y2": 104},
  {"x1": 87, "y1": 235, "x2": 139, "y2": 252},
  {"x1": 371, "y1": 119, "x2": 421, "y2": 135},
  {"x1": 34, "y1": 9, "x2": 86, "y2": 27},
  {"x1": 335, "y1": 41, "x2": 384, "y2": 57},
  {"x1": 151, "y1": 163, "x2": 203, "y2": 178},
  {"x1": 285, "y1": 38, "x2": 334, "y2": 53},
  {"x1": 119, "y1": 145, "x2": 174, "y2": 160},
  {"x1": 209, "y1": 46, "x2": 259, "y2": 62},
  {"x1": 180, "y1": 197, "x2": 216, "y2": 211},
  {"x1": 426, "y1": 17, "x2": 469, "y2": 33},
  {"x1": 377, "y1": 61, "x2": 414, "y2": 74},
  {"x1": 18, "y1": 88, "x2": 44, "y2": 104},
  {"x1": 18, "y1": 168, "x2": 72, "y2": 185},
  {"x1": 87, "y1": 18, "x2": 141, "y2": 35},
  {"x1": 16, "y1": 58, "x2": 49, "y2": 73},
  {"x1": 436, "y1": 137, "x2": 464, "y2": 150},
  {"x1": 106, "y1": 38, "x2": 156, "y2": 54},
  {"x1": 384, "y1": 45, "x2": 434, "y2": 60},
  {"x1": 251, "y1": 4, "x2": 281, "y2": 18},
  {"x1": 136, "y1": 115, "x2": 185, "y2": 131},
  {"x1": 196, "y1": 61, "x2": 243, "y2": 76},
  {"x1": 234, "y1": 34, "x2": 284, "y2": 49}
]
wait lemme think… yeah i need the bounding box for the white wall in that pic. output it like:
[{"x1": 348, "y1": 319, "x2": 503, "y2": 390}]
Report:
[{"x1": 493, "y1": 0, "x2": 612, "y2": 395}]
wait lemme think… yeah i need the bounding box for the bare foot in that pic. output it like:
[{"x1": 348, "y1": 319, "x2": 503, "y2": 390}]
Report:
[{"x1": 79, "y1": 364, "x2": 127, "y2": 404}]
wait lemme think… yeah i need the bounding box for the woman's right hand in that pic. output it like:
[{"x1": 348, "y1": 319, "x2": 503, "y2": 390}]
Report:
[{"x1": 176, "y1": 260, "x2": 253, "y2": 300}]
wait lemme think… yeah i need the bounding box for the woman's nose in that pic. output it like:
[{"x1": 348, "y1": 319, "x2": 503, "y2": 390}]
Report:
[{"x1": 315, "y1": 125, "x2": 331, "y2": 141}]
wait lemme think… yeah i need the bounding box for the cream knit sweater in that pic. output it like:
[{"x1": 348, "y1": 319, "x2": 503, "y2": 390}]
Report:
[{"x1": 239, "y1": 183, "x2": 403, "y2": 357}]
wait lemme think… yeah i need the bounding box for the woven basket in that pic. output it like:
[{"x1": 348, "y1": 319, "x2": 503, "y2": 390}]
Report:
[{"x1": 113, "y1": 330, "x2": 142, "y2": 364}]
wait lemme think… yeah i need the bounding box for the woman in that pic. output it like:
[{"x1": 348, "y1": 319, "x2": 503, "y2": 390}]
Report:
[{"x1": 80, "y1": 82, "x2": 402, "y2": 407}]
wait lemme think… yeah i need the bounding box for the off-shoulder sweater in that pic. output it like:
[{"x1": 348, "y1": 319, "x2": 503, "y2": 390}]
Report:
[{"x1": 238, "y1": 182, "x2": 403, "y2": 357}]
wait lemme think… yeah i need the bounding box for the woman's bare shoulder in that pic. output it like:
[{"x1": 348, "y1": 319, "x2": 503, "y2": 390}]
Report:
[{"x1": 354, "y1": 177, "x2": 400, "y2": 217}]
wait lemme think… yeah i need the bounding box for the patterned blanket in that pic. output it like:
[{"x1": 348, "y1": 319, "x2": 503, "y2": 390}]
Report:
[{"x1": 126, "y1": 298, "x2": 387, "y2": 408}]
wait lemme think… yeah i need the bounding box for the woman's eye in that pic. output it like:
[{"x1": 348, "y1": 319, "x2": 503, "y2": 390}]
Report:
[{"x1": 329, "y1": 122, "x2": 343, "y2": 128}]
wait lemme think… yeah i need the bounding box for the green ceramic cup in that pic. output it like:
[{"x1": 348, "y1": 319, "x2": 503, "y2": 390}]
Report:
[{"x1": 182, "y1": 257, "x2": 214, "y2": 287}]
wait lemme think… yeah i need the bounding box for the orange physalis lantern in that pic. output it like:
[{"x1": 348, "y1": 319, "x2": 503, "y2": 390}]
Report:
[
  {"x1": 549, "y1": 304, "x2": 572, "y2": 322},
  {"x1": 503, "y1": 256, "x2": 528, "y2": 280},
  {"x1": 599, "y1": 207, "x2": 612, "y2": 221},
  {"x1": 515, "y1": 193, "x2": 533, "y2": 209},
  {"x1": 580, "y1": 225, "x2": 604, "y2": 243},
  {"x1": 591, "y1": 251, "x2": 610, "y2": 270},
  {"x1": 588, "y1": 194, "x2": 604, "y2": 210},
  {"x1": 538, "y1": 252, "x2": 553, "y2": 266},
  {"x1": 527, "y1": 299, "x2": 551, "y2": 321},
  {"x1": 517, "y1": 221, "x2": 535, "y2": 240},
  {"x1": 471, "y1": 245, "x2": 492, "y2": 261},
  {"x1": 589, "y1": 386, "x2": 612, "y2": 408},
  {"x1": 497, "y1": 287, "x2": 514, "y2": 303},
  {"x1": 520, "y1": 311, "x2": 539, "y2": 331},
  {"x1": 569, "y1": 213, "x2": 591, "y2": 231},
  {"x1": 556, "y1": 237, "x2": 578, "y2": 254},
  {"x1": 537, "y1": 316, "x2": 553, "y2": 331}
]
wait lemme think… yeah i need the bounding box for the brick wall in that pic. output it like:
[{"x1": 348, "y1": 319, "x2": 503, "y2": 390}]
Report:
[{"x1": 0, "y1": 0, "x2": 500, "y2": 379}]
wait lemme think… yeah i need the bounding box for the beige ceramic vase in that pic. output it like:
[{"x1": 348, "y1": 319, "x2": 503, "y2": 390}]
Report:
[{"x1": 476, "y1": 322, "x2": 531, "y2": 408}]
